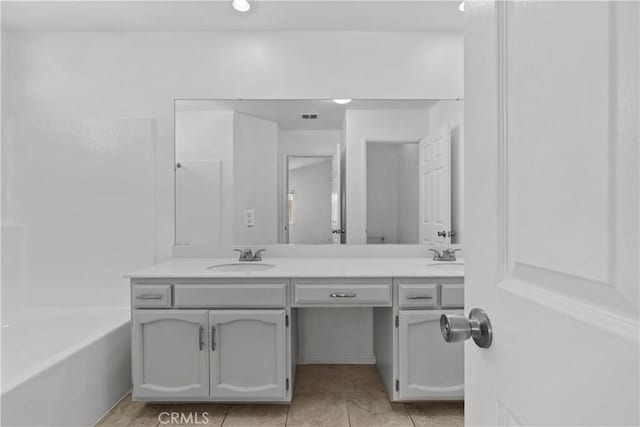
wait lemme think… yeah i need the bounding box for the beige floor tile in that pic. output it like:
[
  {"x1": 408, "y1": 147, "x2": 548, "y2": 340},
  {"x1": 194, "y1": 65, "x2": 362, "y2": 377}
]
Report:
[
  {"x1": 294, "y1": 364, "x2": 385, "y2": 393},
  {"x1": 164, "y1": 403, "x2": 230, "y2": 426},
  {"x1": 405, "y1": 402, "x2": 464, "y2": 427},
  {"x1": 96, "y1": 396, "x2": 169, "y2": 427},
  {"x1": 286, "y1": 393, "x2": 349, "y2": 427},
  {"x1": 222, "y1": 404, "x2": 288, "y2": 427},
  {"x1": 345, "y1": 391, "x2": 414, "y2": 427}
]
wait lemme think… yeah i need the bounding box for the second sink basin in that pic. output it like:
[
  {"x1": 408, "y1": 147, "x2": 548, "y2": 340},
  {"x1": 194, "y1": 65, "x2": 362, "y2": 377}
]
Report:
[
  {"x1": 207, "y1": 263, "x2": 275, "y2": 272},
  {"x1": 426, "y1": 262, "x2": 465, "y2": 273}
]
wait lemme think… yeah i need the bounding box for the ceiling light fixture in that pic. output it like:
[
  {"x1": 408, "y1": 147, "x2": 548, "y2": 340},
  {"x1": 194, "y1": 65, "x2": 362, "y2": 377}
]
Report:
[
  {"x1": 458, "y1": 1, "x2": 464, "y2": 12},
  {"x1": 232, "y1": 0, "x2": 250, "y2": 12},
  {"x1": 332, "y1": 99, "x2": 352, "y2": 105}
]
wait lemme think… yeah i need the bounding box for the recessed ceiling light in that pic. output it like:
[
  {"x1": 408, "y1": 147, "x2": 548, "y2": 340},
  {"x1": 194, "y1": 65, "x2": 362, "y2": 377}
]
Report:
[
  {"x1": 232, "y1": 0, "x2": 250, "y2": 12},
  {"x1": 458, "y1": 1, "x2": 464, "y2": 12},
  {"x1": 332, "y1": 99, "x2": 352, "y2": 105}
]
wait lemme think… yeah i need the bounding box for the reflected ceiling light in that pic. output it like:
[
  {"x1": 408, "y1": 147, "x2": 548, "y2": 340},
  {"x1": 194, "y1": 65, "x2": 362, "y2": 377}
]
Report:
[
  {"x1": 332, "y1": 99, "x2": 352, "y2": 105},
  {"x1": 458, "y1": 1, "x2": 464, "y2": 12},
  {"x1": 232, "y1": 0, "x2": 250, "y2": 12}
]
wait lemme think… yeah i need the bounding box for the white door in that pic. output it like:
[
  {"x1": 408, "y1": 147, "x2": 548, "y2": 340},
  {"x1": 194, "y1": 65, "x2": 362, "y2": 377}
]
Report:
[
  {"x1": 132, "y1": 310, "x2": 209, "y2": 400},
  {"x1": 398, "y1": 310, "x2": 464, "y2": 400},
  {"x1": 209, "y1": 310, "x2": 287, "y2": 400},
  {"x1": 331, "y1": 144, "x2": 342, "y2": 243},
  {"x1": 419, "y1": 125, "x2": 451, "y2": 244},
  {"x1": 465, "y1": 1, "x2": 639, "y2": 425}
]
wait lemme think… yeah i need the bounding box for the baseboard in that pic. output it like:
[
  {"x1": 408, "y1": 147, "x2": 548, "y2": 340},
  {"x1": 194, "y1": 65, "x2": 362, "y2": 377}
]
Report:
[{"x1": 297, "y1": 355, "x2": 376, "y2": 364}]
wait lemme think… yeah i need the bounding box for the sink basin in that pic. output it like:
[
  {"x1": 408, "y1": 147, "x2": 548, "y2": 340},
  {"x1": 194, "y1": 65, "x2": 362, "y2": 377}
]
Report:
[
  {"x1": 426, "y1": 262, "x2": 465, "y2": 273},
  {"x1": 207, "y1": 263, "x2": 275, "y2": 272}
]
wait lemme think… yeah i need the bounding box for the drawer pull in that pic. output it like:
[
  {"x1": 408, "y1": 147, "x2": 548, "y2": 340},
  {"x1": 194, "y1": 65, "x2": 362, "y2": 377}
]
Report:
[
  {"x1": 198, "y1": 325, "x2": 204, "y2": 351},
  {"x1": 211, "y1": 326, "x2": 216, "y2": 351},
  {"x1": 137, "y1": 294, "x2": 163, "y2": 300},
  {"x1": 406, "y1": 295, "x2": 433, "y2": 300},
  {"x1": 330, "y1": 293, "x2": 356, "y2": 298}
]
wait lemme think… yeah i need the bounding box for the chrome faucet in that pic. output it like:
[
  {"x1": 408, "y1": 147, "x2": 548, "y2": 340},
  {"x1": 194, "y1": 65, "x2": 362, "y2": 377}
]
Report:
[
  {"x1": 234, "y1": 248, "x2": 267, "y2": 261},
  {"x1": 429, "y1": 248, "x2": 460, "y2": 261}
]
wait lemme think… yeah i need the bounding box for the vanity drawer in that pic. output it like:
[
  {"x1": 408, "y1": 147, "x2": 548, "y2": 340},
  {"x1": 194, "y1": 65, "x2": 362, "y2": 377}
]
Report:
[
  {"x1": 398, "y1": 284, "x2": 438, "y2": 308},
  {"x1": 173, "y1": 283, "x2": 287, "y2": 308},
  {"x1": 292, "y1": 279, "x2": 392, "y2": 307},
  {"x1": 441, "y1": 284, "x2": 464, "y2": 308},
  {"x1": 133, "y1": 284, "x2": 172, "y2": 308}
]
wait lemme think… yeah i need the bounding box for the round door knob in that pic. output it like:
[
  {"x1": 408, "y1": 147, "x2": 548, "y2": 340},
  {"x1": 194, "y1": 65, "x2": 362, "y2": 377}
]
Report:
[{"x1": 440, "y1": 308, "x2": 493, "y2": 349}]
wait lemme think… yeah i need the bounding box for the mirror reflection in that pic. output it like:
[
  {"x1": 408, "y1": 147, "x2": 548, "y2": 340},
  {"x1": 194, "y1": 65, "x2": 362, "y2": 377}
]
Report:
[{"x1": 174, "y1": 99, "x2": 463, "y2": 246}]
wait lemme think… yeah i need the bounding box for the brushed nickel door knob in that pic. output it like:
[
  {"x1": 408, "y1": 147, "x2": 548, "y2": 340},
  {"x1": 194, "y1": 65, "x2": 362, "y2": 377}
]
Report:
[{"x1": 440, "y1": 308, "x2": 493, "y2": 349}]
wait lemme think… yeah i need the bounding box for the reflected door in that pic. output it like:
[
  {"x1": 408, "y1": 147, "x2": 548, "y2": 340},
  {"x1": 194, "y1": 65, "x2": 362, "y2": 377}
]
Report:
[
  {"x1": 419, "y1": 124, "x2": 451, "y2": 244},
  {"x1": 331, "y1": 144, "x2": 342, "y2": 244}
]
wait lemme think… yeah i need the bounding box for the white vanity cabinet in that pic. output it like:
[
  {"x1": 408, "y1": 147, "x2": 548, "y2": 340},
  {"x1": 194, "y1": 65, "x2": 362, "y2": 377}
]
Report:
[
  {"x1": 131, "y1": 279, "x2": 292, "y2": 403},
  {"x1": 132, "y1": 310, "x2": 209, "y2": 400},
  {"x1": 130, "y1": 268, "x2": 464, "y2": 404},
  {"x1": 397, "y1": 309, "x2": 464, "y2": 399},
  {"x1": 209, "y1": 310, "x2": 287, "y2": 400},
  {"x1": 374, "y1": 277, "x2": 465, "y2": 402}
]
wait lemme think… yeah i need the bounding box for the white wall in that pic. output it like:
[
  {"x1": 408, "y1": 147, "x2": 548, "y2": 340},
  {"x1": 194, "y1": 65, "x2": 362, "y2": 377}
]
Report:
[
  {"x1": 277, "y1": 129, "x2": 342, "y2": 242},
  {"x1": 1, "y1": 118, "x2": 155, "y2": 310},
  {"x1": 366, "y1": 143, "x2": 419, "y2": 244},
  {"x1": 428, "y1": 100, "x2": 464, "y2": 243},
  {"x1": 3, "y1": 30, "x2": 462, "y2": 260},
  {"x1": 1, "y1": 29, "x2": 462, "y2": 359},
  {"x1": 397, "y1": 143, "x2": 420, "y2": 244},
  {"x1": 345, "y1": 109, "x2": 429, "y2": 244},
  {"x1": 367, "y1": 144, "x2": 399, "y2": 243},
  {"x1": 233, "y1": 113, "x2": 278, "y2": 244},
  {"x1": 289, "y1": 159, "x2": 332, "y2": 244}
]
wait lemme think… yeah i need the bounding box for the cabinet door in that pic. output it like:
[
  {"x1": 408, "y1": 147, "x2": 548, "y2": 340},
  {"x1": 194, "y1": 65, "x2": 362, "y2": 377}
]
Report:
[
  {"x1": 398, "y1": 310, "x2": 464, "y2": 400},
  {"x1": 132, "y1": 310, "x2": 209, "y2": 400},
  {"x1": 210, "y1": 310, "x2": 286, "y2": 400}
]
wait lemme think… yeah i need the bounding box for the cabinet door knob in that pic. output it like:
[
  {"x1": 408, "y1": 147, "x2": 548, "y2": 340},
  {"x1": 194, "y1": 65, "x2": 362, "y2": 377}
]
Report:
[
  {"x1": 211, "y1": 326, "x2": 216, "y2": 351},
  {"x1": 198, "y1": 325, "x2": 204, "y2": 351},
  {"x1": 440, "y1": 308, "x2": 493, "y2": 348}
]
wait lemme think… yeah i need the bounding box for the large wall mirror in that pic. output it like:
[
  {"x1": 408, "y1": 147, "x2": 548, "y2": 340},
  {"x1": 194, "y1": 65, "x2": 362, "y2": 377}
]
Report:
[{"x1": 174, "y1": 99, "x2": 463, "y2": 246}]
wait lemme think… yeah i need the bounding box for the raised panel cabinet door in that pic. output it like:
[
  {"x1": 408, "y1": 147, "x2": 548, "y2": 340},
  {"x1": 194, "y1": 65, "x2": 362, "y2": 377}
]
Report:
[
  {"x1": 132, "y1": 310, "x2": 209, "y2": 400},
  {"x1": 398, "y1": 310, "x2": 464, "y2": 400},
  {"x1": 209, "y1": 310, "x2": 286, "y2": 400}
]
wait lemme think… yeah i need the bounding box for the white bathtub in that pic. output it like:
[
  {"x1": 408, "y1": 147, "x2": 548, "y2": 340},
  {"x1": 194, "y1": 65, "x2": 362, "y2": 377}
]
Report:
[{"x1": 1, "y1": 307, "x2": 132, "y2": 426}]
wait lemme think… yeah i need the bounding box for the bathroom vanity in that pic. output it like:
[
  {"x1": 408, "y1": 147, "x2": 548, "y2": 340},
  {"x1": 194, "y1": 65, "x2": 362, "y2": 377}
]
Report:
[{"x1": 128, "y1": 257, "x2": 464, "y2": 403}]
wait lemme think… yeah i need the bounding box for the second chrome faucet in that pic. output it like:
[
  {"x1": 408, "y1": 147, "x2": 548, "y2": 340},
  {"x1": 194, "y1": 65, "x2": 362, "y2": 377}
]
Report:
[
  {"x1": 234, "y1": 248, "x2": 267, "y2": 261},
  {"x1": 429, "y1": 248, "x2": 460, "y2": 261}
]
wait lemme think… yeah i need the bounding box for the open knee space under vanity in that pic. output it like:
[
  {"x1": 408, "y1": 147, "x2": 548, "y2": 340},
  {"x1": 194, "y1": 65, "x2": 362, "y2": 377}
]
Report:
[{"x1": 128, "y1": 258, "x2": 465, "y2": 405}]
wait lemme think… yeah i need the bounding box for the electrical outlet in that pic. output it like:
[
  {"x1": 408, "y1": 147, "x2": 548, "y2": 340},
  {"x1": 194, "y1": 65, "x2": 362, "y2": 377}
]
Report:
[{"x1": 244, "y1": 209, "x2": 255, "y2": 227}]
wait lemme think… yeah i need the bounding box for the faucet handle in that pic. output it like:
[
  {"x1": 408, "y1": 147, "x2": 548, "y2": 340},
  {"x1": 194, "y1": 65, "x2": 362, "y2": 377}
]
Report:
[
  {"x1": 254, "y1": 249, "x2": 267, "y2": 261},
  {"x1": 429, "y1": 248, "x2": 442, "y2": 260},
  {"x1": 234, "y1": 248, "x2": 252, "y2": 260}
]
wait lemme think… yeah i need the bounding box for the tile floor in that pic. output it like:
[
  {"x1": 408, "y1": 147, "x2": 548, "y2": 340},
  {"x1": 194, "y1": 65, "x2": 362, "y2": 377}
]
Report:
[{"x1": 97, "y1": 365, "x2": 464, "y2": 427}]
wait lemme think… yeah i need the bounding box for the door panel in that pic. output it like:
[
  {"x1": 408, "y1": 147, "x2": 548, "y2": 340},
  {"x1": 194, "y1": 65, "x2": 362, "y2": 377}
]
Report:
[
  {"x1": 331, "y1": 143, "x2": 342, "y2": 244},
  {"x1": 209, "y1": 310, "x2": 286, "y2": 400},
  {"x1": 465, "y1": 1, "x2": 638, "y2": 425},
  {"x1": 419, "y1": 125, "x2": 451, "y2": 244},
  {"x1": 398, "y1": 310, "x2": 464, "y2": 400},
  {"x1": 132, "y1": 310, "x2": 209, "y2": 400}
]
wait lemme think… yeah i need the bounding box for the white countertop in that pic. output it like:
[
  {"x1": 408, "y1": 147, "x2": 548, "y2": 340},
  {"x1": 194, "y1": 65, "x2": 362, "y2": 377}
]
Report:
[{"x1": 127, "y1": 257, "x2": 465, "y2": 279}]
